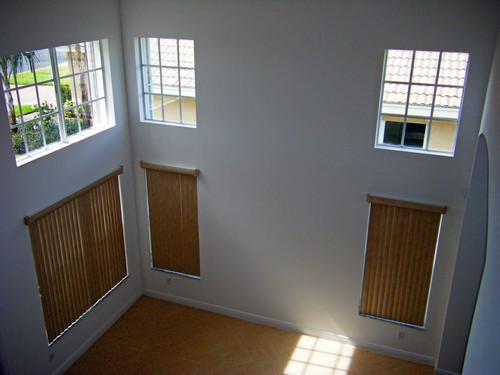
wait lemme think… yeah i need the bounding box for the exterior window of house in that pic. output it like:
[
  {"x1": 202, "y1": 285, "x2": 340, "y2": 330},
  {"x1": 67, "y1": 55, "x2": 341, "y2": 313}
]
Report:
[
  {"x1": 138, "y1": 38, "x2": 197, "y2": 127},
  {"x1": 375, "y1": 49, "x2": 470, "y2": 156},
  {"x1": 1, "y1": 40, "x2": 112, "y2": 166}
]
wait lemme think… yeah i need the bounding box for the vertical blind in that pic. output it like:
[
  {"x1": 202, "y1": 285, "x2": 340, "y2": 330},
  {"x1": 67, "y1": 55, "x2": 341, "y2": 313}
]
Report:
[
  {"x1": 360, "y1": 195, "x2": 446, "y2": 328},
  {"x1": 24, "y1": 168, "x2": 127, "y2": 344},
  {"x1": 141, "y1": 161, "x2": 200, "y2": 278}
]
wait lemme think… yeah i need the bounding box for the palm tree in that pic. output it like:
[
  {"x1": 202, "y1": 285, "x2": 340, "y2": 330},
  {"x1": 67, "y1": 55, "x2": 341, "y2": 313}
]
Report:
[
  {"x1": 73, "y1": 43, "x2": 91, "y2": 129},
  {"x1": 0, "y1": 52, "x2": 36, "y2": 125}
]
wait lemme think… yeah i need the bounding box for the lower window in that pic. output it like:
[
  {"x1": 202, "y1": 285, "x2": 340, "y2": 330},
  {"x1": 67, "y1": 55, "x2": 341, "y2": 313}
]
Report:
[
  {"x1": 25, "y1": 168, "x2": 127, "y2": 344},
  {"x1": 141, "y1": 161, "x2": 201, "y2": 279},
  {"x1": 383, "y1": 120, "x2": 426, "y2": 148},
  {"x1": 379, "y1": 116, "x2": 458, "y2": 153},
  {"x1": 360, "y1": 195, "x2": 446, "y2": 328}
]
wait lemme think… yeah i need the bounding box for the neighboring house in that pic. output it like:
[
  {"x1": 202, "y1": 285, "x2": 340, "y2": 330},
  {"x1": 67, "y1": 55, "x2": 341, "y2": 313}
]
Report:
[
  {"x1": 379, "y1": 50, "x2": 469, "y2": 153},
  {"x1": 142, "y1": 38, "x2": 197, "y2": 125}
]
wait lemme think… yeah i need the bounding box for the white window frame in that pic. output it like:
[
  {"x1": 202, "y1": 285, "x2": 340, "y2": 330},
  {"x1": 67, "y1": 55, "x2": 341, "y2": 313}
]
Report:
[
  {"x1": 137, "y1": 37, "x2": 197, "y2": 128},
  {"x1": 375, "y1": 49, "x2": 469, "y2": 157},
  {"x1": 2, "y1": 39, "x2": 114, "y2": 166}
]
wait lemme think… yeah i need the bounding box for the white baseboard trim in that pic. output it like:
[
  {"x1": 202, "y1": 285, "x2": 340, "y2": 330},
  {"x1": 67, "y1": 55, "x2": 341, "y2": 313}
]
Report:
[
  {"x1": 52, "y1": 291, "x2": 143, "y2": 375},
  {"x1": 434, "y1": 369, "x2": 460, "y2": 375},
  {"x1": 144, "y1": 289, "x2": 436, "y2": 366}
]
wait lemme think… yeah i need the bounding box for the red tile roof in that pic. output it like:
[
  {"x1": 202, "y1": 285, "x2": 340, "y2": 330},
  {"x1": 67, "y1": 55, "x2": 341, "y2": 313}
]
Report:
[{"x1": 384, "y1": 49, "x2": 468, "y2": 108}]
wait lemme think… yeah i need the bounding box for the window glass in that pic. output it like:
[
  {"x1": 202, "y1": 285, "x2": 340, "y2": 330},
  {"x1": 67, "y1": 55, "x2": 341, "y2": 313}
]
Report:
[
  {"x1": 376, "y1": 49, "x2": 469, "y2": 156},
  {"x1": 0, "y1": 40, "x2": 112, "y2": 165},
  {"x1": 139, "y1": 37, "x2": 197, "y2": 126}
]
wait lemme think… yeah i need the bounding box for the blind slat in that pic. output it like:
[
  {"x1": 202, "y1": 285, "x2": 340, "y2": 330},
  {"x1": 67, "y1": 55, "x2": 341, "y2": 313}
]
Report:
[
  {"x1": 140, "y1": 161, "x2": 199, "y2": 177},
  {"x1": 27, "y1": 170, "x2": 127, "y2": 343},
  {"x1": 360, "y1": 196, "x2": 445, "y2": 328},
  {"x1": 366, "y1": 194, "x2": 447, "y2": 214},
  {"x1": 144, "y1": 165, "x2": 200, "y2": 278},
  {"x1": 24, "y1": 167, "x2": 123, "y2": 225}
]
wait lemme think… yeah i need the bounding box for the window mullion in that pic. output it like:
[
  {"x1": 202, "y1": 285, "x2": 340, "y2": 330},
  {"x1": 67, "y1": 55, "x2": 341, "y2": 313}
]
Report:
[
  {"x1": 177, "y1": 39, "x2": 183, "y2": 123},
  {"x1": 140, "y1": 39, "x2": 149, "y2": 119},
  {"x1": 30, "y1": 51, "x2": 50, "y2": 150},
  {"x1": 99, "y1": 41, "x2": 109, "y2": 125},
  {"x1": 70, "y1": 45, "x2": 83, "y2": 134},
  {"x1": 84, "y1": 42, "x2": 93, "y2": 108},
  {"x1": 424, "y1": 52, "x2": 443, "y2": 151},
  {"x1": 157, "y1": 39, "x2": 165, "y2": 122},
  {"x1": 50, "y1": 47, "x2": 66, "y2": 143},
  {"x1": 401, "y1": 51, "x2": 416, "y2": 148},
  {"x1": 378, "y1": 50, "x2": 393, "y2": 145},
  {"x1": 30, "y1": 55, "x2": 45, "y2": 155}
]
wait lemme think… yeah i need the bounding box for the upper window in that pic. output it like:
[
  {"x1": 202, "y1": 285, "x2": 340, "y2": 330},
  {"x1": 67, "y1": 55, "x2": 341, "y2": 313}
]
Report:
[
  {"x1": 138, "y1": 38, "x2": 197, "y2": 127},
  {"x1": 1, "y1": 40, "x2": 112, "y2": 165},
  {"x1": 375, "y1": 49, "x2": 470, "y2": 156}
]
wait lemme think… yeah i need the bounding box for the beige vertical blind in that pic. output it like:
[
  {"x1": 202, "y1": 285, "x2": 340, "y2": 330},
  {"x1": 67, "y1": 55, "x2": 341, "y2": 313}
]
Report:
[
  {"x1": 360, "y1": 194, "x2": 447, "y2": 328},
  {"x1": 141, "y1": 161, "x2": 200, "y2": 278},
  {"x1": 24, "y1": 168, "x2": 127, "y2": 344}
]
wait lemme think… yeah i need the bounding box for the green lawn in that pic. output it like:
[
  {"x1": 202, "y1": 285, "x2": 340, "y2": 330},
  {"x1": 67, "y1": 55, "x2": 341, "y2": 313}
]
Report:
[
  {"x1": 11, "y1": 66, "x2": 71, "y2": 85},
  {"x1": 14, "y1": 104, "x2": 37, "y2": 117}
]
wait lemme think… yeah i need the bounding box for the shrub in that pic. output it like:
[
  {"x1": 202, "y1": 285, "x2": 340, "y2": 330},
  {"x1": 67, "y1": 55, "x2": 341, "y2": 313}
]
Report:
[
  {"x1": 25, "y1": 122, "x2": 43, "y2": 151},
  {"x1": 60, "y1": 83, "x2": 72, "y2": 103},
  {"x1": 65, "y1": 118, "x2": 79, "y2": 136},
  {"x1": 11, "y1": 130, "x2": 25, "y2": 156},
  {"x1": 43, "y1": 117, "x2": 61, "y2": 145}
]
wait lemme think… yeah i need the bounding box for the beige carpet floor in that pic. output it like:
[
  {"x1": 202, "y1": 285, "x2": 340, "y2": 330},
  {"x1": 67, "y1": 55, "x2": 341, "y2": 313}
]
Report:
[{"x1": 65, "y1": 296, "x2": 434, "y2": 374}]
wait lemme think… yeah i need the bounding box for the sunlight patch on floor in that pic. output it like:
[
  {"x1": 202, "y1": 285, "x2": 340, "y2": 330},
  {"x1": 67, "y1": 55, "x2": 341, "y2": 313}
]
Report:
[{"x1": 284, "y1": 334, "x2": 355, "y2": 375}]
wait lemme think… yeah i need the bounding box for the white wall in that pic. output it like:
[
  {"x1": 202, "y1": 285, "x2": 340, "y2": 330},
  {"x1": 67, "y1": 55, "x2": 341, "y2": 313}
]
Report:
[
  {"x1": 463, "y1": 31, "x2": 500, "y2": 375},
  {"x1": 120, "y1": 0, "x2": 499, "y2": 365},
  {"x1": 436, "y1": 132, "x2": 489, "y2": 374},
  {"x1": 1, "y1": 1, "x2": 498, "y2": 373},
  {"x1": 0, "y1": 0, "x2": 142, "y2": 374}
]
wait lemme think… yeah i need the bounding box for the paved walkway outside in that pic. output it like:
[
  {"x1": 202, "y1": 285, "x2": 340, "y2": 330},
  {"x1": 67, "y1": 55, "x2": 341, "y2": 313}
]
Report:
[{"x1": 16, "y1": 84, "x2": 57, "y2": 106}]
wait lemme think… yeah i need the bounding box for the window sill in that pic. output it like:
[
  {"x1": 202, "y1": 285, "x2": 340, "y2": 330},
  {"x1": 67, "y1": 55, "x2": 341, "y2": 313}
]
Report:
[
  {"x1": 16, "y1": 124, "x2": 115, "y2": 167},
  {"x1": 374, "y1": 144, "x2": 454, "y2": 157},
  {"x1": 140, "y1": 118, "x2": 196, "y2": 129}
]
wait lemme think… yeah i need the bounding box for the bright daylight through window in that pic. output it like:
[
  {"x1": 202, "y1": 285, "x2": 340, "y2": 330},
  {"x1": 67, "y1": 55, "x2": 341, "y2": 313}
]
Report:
[
  {"x1": 376, "y1": 49, "x2": 469, "y2": 156},
  {"x1": 0, "y1": 40, "x2": 111, "y2": 165},
  {"x1": 139, "y1": 37, "x2": 197, "y2": 126}
]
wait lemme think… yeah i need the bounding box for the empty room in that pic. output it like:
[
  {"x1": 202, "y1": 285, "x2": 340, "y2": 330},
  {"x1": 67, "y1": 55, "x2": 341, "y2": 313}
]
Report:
[{"x1": 0, "y1": 1, "x2": 499, "y2": 374}]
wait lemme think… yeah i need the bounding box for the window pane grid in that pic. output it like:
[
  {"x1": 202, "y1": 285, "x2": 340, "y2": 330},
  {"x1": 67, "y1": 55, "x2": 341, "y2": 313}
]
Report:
[
  {"x1": 139, "y1": 37, "x2": 196, "y2": 126},
  {"x1": 58, "y1": 66, "x2": 103, "y2": 76},
  {"x1": 1, "y1": 40, "x2": 108, "y2": 162},
  {"x1": 377, "y1": 49, "x2": 469, "y2": 155}
]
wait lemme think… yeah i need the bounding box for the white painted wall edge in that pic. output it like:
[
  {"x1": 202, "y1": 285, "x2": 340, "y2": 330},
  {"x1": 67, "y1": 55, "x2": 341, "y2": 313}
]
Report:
[
  {"x1": 52, "y1": 291, "x2": 143, "y2": 375},
  {"x1": 144, "y1": 289, "x2": 436, "y2": 367}
]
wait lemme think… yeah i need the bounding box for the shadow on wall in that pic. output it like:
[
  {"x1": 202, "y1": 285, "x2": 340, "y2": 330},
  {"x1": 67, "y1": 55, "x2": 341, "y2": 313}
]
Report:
[{"x1": 437, "y1": 134, "x2": 489, "y2": 374}]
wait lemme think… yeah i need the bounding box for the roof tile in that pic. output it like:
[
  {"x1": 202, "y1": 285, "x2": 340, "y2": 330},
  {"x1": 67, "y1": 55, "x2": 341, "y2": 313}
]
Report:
[{"x1": 384, "y1": 49, "x2": 468, "y2": 108}]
